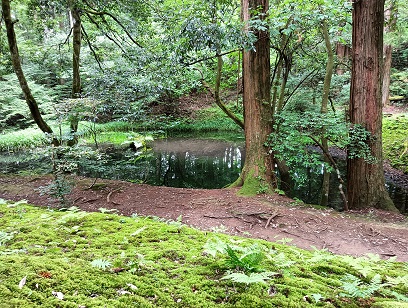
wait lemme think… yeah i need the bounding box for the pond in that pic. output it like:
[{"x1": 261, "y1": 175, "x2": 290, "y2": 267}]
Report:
[{"x1": 0, "y1": 137, "x2": 407, "y2": 214}]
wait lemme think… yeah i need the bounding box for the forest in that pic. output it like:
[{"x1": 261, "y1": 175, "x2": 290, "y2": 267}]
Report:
[{"x1": 1, "y1": 0, "x2": 408, "y2": 307}]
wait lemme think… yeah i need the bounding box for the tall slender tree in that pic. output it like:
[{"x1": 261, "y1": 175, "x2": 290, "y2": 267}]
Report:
[
  {"x1": 347, "y1": 0, "x2": 397, "y2": 211},
  {"x1": 2, "y1": 0, "x2": 59, "y2": 146},
  {"x1": 231, "y1": 0, "x2": 277, "y2": 194},
  {"x1": 67, "y1": 5, "x2": 82, "y2": 146}
]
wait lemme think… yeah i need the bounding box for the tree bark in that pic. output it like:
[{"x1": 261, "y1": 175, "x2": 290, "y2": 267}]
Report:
[
  {"x1": 335, "y1": 43, "x2": 351, "y2": 75},
  {"x1": 2, "y1": 0, "x2": 59, "y2": 146},
  {"x1": 347, "y1": 0, "x2": 396, "y2": 211},
  {"x1": 231, "y1": 0, "x2": 277, "y2": 194},
  {"x1": 382, "y1": 3, "x2": 396, "y2": 107},
  {"x1": 320, "y1": 20, "x2": 334, "y2": 207},
  {"x1": 68, "y1": 7, "x2": 82, "y2": 146},
  {"x1": 382, "y1": 44, "x2": 392, "y2": 106}
]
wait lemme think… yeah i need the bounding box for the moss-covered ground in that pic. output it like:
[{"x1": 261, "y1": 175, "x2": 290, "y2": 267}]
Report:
[
  {"x1": 0, "y1": 200, "x2": 407, "y2": 307},
  {"x1": 383, "y1": 116, "x2": 408, "y2": 173}
]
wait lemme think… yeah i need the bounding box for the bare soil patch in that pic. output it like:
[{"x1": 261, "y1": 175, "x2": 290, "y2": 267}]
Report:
[{"x1": 1, "y1": 175, "x2": 407, "y2": 261}]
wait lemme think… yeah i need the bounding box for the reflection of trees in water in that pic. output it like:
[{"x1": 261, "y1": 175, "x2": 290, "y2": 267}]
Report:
[
  {"x1": 151, "y1": 146, "x2": 243, "y2": 189},
  {"x1": 289, "y1": 157, "x2": 407, "y2": 213},
  {"x1": 387, "y1": 184, "x2": 407, "y2": 214}
]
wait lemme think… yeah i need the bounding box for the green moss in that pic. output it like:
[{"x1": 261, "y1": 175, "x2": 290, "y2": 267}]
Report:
[
  {"x1": 237, "y1": 169, "x2": 274, "y2": 196},
  {"x1": 371, "y1": 302, "x2": 408, "y2": 308},
  {"x1": 0, "y1": 200, "x2": 407, "y2": 307},
  {"x1": 383, "y1": 116, "x2": 408, "y2": 173}
]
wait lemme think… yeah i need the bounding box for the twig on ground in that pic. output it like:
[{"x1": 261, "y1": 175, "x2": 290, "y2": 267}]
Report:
[
  {"x1": 107, "y1": 188, "x2": 122, "y2": 203},
  {"x1": 265, "y1": 212, "x2": 280, "y2": 229}
]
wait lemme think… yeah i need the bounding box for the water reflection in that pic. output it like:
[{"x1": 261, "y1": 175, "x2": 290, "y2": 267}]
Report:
[
  {"x1": 93, "y1": 138, "x2": 244, "y2": 189},
  {"x1": 0, "y1": 138, "x2": 406, "y2": 213}
]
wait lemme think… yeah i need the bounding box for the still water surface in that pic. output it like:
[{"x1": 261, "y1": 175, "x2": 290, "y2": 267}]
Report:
[{"x1": 0, "y1": 137, "x2": 406, "y2": 213}]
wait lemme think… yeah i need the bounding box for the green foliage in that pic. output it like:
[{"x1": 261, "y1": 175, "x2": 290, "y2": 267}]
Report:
[
  {"x1": 340, "y1": 273, "x2": 383, "y2": 299},
  {"x1": 224, "y1": 244, "x2": 265, "y2": 273},
  {"x1": 0, "y1": 73, "x2": 57, "y2": 131},
  {"x1": 348, "y1": 124, "x2": 376, "y2": 163},
  {"x1": 39, "y1": 174, "x2": 73, "y2": 206},
  {"x1": 383, "y1": 116, "x2": 408, "y2": 173},
  {"x1": 268, "y1": 110, "x2": 345, "y2": 189},
  {"x1": 0, "y1": 128, "x2": 49, "y2": 152},
  {"x1": 0, "y1": 231, "x2": 14, "y2": 246},
  {"x1": 390, "y1": 69, "x2": 408, "y2": 97}
]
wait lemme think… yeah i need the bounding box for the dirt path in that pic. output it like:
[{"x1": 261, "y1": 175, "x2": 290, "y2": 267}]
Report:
[{"x1": 1, "y1": 175, "x2": 407, "y2": 261}]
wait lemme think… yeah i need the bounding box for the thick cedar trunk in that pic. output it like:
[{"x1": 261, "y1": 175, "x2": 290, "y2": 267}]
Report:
[
  {"x1": 347, "y1": 0, "x2": 396, "y2": 211},
  {"x1": 68, "y1": 7, "x2": 81, "y2": 146},
  {"x1": 2, "y1": 0, "x2": 59, "y2": 146},
  {"x1": 231, "y1": 0, "x2": 277, "y2": 194}
]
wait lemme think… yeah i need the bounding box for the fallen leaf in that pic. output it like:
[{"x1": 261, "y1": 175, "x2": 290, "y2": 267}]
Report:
[
  {"x1": 126, "y1": 283, "x2": 138, "y2": 290},
  {"x1": 52, "y1": 291, "x2": 64, "y2": 300},
  {"x1": 117, "y1": 289, "x2": 132, "y2": 295},
  {"x1": 18, "y1": 276, "x2": 27, "y2": 289}
]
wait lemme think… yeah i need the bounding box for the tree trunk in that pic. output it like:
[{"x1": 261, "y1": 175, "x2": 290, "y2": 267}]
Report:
[
  {"x1": 382, "y1": 44, "x2": 392, "y2": 106},
  {"x1": 2, "y1": 0, "x2": 59, "y2": 146},
  {"x1": 347, "y1": 0, "x2": 396, "y2": 211},
  {"x1": 335, "y1": 43, "x2": 351, "y2": 75},
  {"x1": 320, "y1": 20, "x2": 334, "y2": 207},
  {"x1": 382, "y1": 3, "x2": 396, "y2": 107},
  {"x1": 231, "y1": 0, "x2": 277, "y2": 195},
  {"x1": 67, "y1": 7, "x2": 81, "y2": 146}
]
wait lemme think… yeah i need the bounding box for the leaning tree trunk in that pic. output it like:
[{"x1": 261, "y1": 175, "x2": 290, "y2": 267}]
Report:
[
  {"x1": 2, "y1": 0, "x2": 59, "y2": 146},
  {"x1": 67, "y1": 7, "x2": 81, "y2": 146},
  {"x1": 231, "y1": 0, "x2": 277, "y2": 194},
  {"x1": 347, "y1": 0, "x2": 396, "y2": 211}
]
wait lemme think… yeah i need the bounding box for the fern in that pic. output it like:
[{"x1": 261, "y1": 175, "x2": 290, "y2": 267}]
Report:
[
  {"x1": 224, "y1": 244, "x2": 265, "y2": 273},
  {"x1": 91, "y1": 259, "x2": 112, "y2": 270},
  {"x1": 203, "y1": 238, "x2": 228, "y2": 257},
  {"x1": 221, "y1": 271, "x2": 278, "y2": 285},
  {"x1": 268, "y1": 252, "x2": 296, "y2": 268},
  {"x1": 386, "y1": 275, "x2": 408, "y2": 288},
  {"x1": 379, "y1": 289, "x2": 408, "y2": 302},
  {"x1": 340, "y1": 273, "x2": 383, "y2": 298},
  {"x1": 0, "y1": 231, "x2": 14, "y2": 246}
]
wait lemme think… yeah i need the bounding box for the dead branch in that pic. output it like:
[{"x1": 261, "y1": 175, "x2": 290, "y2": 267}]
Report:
[
  {"x1": 107, "y1": 188, "x2": 122, "y2": 203},
  {"x1": 203, "y1": 215, "x2": 235, "y2": 219},
  {"x1": 265, "y1": 212, "x2": 280, "y2": 229},
  {"x1": 86, "y1": 178, "x2": 98, "y2": 190}
]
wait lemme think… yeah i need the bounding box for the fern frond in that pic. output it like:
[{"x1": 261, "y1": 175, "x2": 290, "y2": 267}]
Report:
[
  {"x1": 340, "y1": 273, "x2": 383, "y2": 299},
  {"x1": 385, "y1": 275, "x2": 408, "y2": 288},
  {"x1": 203, "y1": 238, "x2": 227, "y2": 257},
  {"x1": 91, "y1": 259, "x2": 112, "y2": 270}
]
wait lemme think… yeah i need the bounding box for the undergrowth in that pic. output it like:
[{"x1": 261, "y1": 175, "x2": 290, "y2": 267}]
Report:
[
  {"x1": 383, "y1": 116, "x2": 408, "y2": 173},
  {"x1": 0, "y1": 199, "x2": 407, "y2": 307}
]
